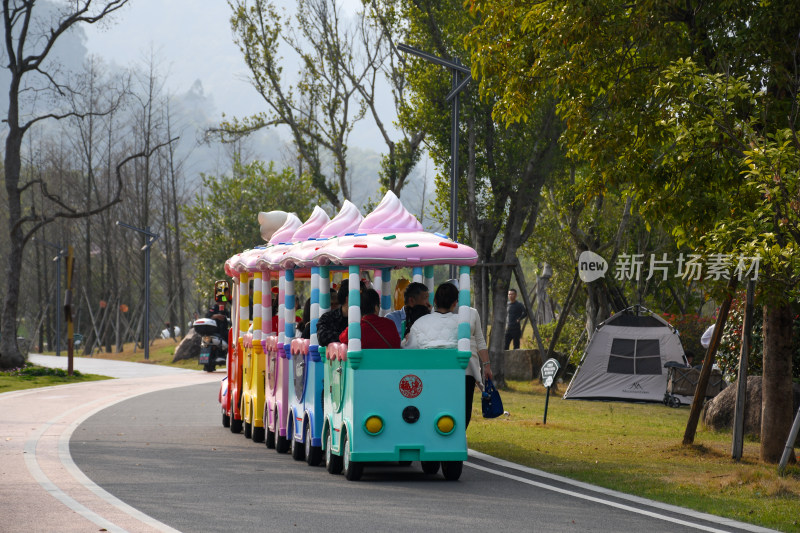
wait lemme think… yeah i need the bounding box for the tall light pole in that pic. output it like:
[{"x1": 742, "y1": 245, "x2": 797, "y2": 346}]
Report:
[
  {"x1": 398, "y1": 44, "x2": 471, "y2": 264},
  {"x1": 116, "y1": 222, "x2": 159, "y2": 360},
  {"x1": 397, "y1": 44, "x2": 472, "y2": 240},
  {"x1": 36, "y1": 239, "x2": 66, "y2": 356}
]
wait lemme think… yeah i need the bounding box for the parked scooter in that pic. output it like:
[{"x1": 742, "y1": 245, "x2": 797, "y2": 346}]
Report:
[
  {"x1": 196, "y1": 280, "x2": 231, "y2": 372},
  {"x1": 194, "y1": 317, "x2": 228, "y2": 372}
]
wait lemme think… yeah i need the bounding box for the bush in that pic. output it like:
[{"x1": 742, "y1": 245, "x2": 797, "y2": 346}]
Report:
[
  {"x1": 716, "y1": 295, "x2": 800, "y2": 380},
  {"x1": 0, "y1": 363, "x2": 82, "y2": 378},
  {"x1": 662, "y1": 312, "x2": 714, "y2": 361}
]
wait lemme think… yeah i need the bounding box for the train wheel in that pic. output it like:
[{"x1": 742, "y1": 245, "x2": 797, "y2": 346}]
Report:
[
  {"x1": 441, "y1": 461, "x2": 463, "y2": 481},
  {"x1": 421, "y1": 461, "x2": 440, "y2": 475},
  {"x1": 222, "y1": 409, "x2": 230, "y2": 428},
  {"x1": 325, "y1": 430, "x2": 342, "y2": 474},
  {"x1": 250, "y1": 402, "x2": 264, "y2": 442},
  {"x1": 342, "y1": 433, "x2": 363, "y2": 481},
  {"x1": 305, "y1": 421, "x2": 322, "y2": 466},
  {"x1": 290, "y1": 418, "x2": 306, "y2": 461},
  {"x1": 275, "y1": 408, "x2": 290, "y2": 453},
  {"x1": 229, "y1": 396, "x2": 242, "y2": 434},
  {"x1": 265, "y1": 422, "x2": 275, "y2": 448}
]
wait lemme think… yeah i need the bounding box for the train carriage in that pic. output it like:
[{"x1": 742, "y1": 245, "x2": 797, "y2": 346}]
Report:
[
  {"x1": 279, "y1": 201, "x2": 363, "y2": 464},
  {"x1": 311, "y1": 191, "x2": 478, "y2": 481}
]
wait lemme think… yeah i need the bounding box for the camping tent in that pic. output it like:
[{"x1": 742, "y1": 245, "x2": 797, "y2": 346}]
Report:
[{"x1": 563, "y1": 307, "x2": 688, "y2": 403}]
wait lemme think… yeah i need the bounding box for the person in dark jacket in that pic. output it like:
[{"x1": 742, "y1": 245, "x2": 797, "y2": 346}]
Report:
[
  {"x1": 504, "y1": 288, "x2": 527, "y2": 350},
  {"x1": 316, "y1": 280, "x2": 360, "y2": 346}
]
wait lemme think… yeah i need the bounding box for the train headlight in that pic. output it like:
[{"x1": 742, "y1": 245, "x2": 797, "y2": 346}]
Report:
[
  {"x1": 364, "y1": 415, "x2": 384, "y2": 435},
  {"x1": 435, "y1": 415, "x2": 455, "y2": 435}
]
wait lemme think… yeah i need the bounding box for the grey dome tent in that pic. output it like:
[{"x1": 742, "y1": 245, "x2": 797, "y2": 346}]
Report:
[{"x1": 563, "y1": 306, "x2": 688, "y2": 403}]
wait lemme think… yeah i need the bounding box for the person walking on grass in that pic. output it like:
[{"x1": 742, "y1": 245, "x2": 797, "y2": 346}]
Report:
[{"x1": 504, "y1": 288, "x2": 527, "y2": 350}]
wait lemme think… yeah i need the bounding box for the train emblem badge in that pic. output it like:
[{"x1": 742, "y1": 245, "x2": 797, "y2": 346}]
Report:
[{"x1": 399, "y1": 374, "x2": 423, "y2": 398}]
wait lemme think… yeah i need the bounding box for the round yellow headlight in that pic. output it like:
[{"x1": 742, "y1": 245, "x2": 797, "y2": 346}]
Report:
[
  {"x1": 365, "y1": 415, "x2": 383, "y2": 434},
  {"x1": 436, "y1": 415, "x2": 455, "y2": 434}
]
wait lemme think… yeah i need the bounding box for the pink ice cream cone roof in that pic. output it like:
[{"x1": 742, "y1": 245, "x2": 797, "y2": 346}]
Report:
[
  {"x1": 358, "y1": 190, "x2": 423, "y2": 233},
  {"x1": 311, "y1": 191, "x2": 477, "y2": 267},
  {"x1": 268, "y1": 213, "x2": 303, "y2": 245},
  {"x1": 290, "y1": 206, "x2": 330, "y2": 241},
  {"x1": 280, "y1": 200, "x2": 364, "y2": 269},
  {"x1": 259, "y1": 207, "x2": 331, "y2": 270}
]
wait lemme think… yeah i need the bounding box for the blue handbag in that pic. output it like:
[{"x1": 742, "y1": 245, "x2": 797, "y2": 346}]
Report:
[{"x1": 481, "y1": 378, "x2": 504, "y2": 419}]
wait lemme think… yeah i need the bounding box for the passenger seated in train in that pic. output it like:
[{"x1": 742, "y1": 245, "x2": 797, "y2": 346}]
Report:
[
  {"x1": 400, "y1": 304, "x2": 430, "y2": 346},
  {"x1": 317, "y1": 279, "x2": 365, "y2": 346},
  {"x1": 339, "y1": 289, "x2": 401, "y2": 349},
  {"x1": 386, "y1": 282, "x2": 430, "y2": 337},
  {"x1": 403, "y1": 283, "x2": 460, "y2": 350}
]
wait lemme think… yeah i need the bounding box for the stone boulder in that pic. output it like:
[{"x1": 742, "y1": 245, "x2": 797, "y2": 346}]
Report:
[
  {"x1": 702, "y1": 376, "x2": 800, "y2": 444},
  {"x1": 503, "y1": 349, "x2": 569, "y2": 381},
  {"x1": 172, "y1": 328, "x2": 202, "y2": 362}
]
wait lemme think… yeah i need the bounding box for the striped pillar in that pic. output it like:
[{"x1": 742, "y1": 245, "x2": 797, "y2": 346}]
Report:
[
  {"x1": 319, "y1": 266, "x2": 331, "y2": 316},
  {"x1": 347, "y1": 265, "x2": 361, "y2": 352},
  {"x1": 262, "y1": 273, "x2": 273, "y2": 335},
  {"x1": 424, "y1": 265, "x2": 435, "y2": 306},
  {"x1": 457, "y1": 265, "x2": 472, "y2": 353},
  {"x1": 380, "y1": 268, "x2": 392, "y2": 316},
  {"x1": 252, "y1": 272, "x2": 262, "y2": 342},
  {"x1": 310, "y1": 266, "x2": 320, "y2": 347},
  {"x1": 412, "y1": 266, "x2": 423, "y2": 283},
  {"x1": 285, "y1": 269, "x2": 296, "y2": 341},
  {"x1": 238, "y1": 273, "x2": 249, "y2": 337},
  {"x1": 277, "y1": 273, "x2": 285, "y2": 346}
]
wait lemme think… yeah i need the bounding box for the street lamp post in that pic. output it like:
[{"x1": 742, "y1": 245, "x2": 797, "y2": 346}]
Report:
[
  {"x1": 398, "y1": 44, "x2": 471, "y2": 272},
  {"x1": 116, "y1": 222, "x2": 159, "y2": 360},
  {"x1": 35, "y1": 239, "x2": 66, "y2": 356}
]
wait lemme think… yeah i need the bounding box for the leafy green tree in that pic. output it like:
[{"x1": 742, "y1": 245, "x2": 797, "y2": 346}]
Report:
[
  {"x1": 467, "y1": 0, "x2": 800, "y2": 461},
  {"x1": 382, "y1": 0, "x2": 563, "y2": 385},
  {"x1": 181, "y1": 157, "x2": 323, "y2": 298}
]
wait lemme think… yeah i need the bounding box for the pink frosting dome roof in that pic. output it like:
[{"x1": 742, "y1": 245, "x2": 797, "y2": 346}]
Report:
[
  {"x1": 228, "y1": 247, "x2": 268, "y2": 274},
  {"x1": 268, "y1": 213, "x2": 303, "y2": 244},
  {"x1": 280, "y1": 200, "x2": 364, "y2": 269},
  {"x1": 290, "y1": 206, "x2": 330, "y2": 241},
  {"x1": 320, "y1": 200, "x2": 364, "y2": 238},
  {"x1": 224, "y1": 253, "x2": 241, "y2": 277},
  {"x1": 357, "y1": 191, "x2": 423, "y2": 234},
  {"x1": 311, "y1": 193, "x2": 476, "y2": 267}
]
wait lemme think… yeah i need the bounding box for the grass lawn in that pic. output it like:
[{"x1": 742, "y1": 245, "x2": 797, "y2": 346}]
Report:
[
  {"x1": 468, "y1": 380, "x2": 799, "y2": 532},
  {"x1": 0, "y1": 364, "x2": 109, "y2": 393}
]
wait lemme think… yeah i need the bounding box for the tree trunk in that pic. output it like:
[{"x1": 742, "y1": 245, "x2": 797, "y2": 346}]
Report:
[
  {"x1": 760, "y1": 303, "x2": 795, "y2": 463},
  {"x1": 487, "y1": 265, "x2": 513, "y2": 388},
  {"x1": 1, "y1": 95, "x2": 26, "y2": 369}
]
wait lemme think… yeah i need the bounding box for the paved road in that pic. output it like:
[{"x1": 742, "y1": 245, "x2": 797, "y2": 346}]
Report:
[
  {"x1": 28, "y1": 353, "x2": 201, "y2": 378},
  {"x1": 70, "y1": 382, "x2": 774, "y2": 533}
]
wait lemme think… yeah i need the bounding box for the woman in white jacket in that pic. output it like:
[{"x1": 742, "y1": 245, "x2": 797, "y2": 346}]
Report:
[
  {"x1": 405, "y1": 281, "x2": 493, "y2": 428},
  {"x1": 404, "y1": 283, "x2": 460, "y2": 349}
]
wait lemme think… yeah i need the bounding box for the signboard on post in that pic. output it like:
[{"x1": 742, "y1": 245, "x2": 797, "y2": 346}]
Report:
[{"x1": 541, "y1": 358, "x2": 560, "y2": 424}]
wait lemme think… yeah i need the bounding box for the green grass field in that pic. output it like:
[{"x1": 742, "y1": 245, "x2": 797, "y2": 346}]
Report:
[{"x1": 468, "y1": 380, "x2": 799, "y2": 532}]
